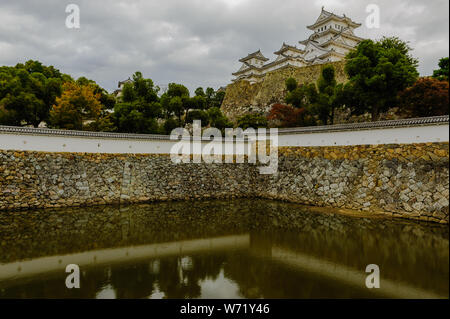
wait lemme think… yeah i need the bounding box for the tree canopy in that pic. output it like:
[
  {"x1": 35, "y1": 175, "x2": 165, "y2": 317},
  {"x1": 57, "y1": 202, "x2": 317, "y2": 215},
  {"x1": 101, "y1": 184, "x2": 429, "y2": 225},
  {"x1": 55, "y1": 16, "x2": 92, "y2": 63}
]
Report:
[
  {"x1": 114, "y1": 72, "x2": 162, "y2": 134},
  {"x1": 432, "y1": 57, "x2": 449, "y2": 81},
  {"x1": 307, "y1": 66, "x2": 344, "y2": 125},
  {"x1": 342, "y1": 37, "x2": 419, "y2": 121},
  {"x1": 0, "y1": 60, "x2": 67, "y2": 127},
  {"x1": 49, "y1": 81, "x2": 102, "y2": 130},
  {"x1": 398, "y1": 77, "x2": 449, "y2": 118}
]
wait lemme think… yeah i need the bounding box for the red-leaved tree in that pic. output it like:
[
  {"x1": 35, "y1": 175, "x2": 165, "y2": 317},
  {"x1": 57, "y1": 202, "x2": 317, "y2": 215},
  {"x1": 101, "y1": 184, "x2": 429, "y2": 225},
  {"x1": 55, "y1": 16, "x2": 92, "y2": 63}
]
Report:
[
  {"x1": 398, "y1": 77, "x2": 449, "y2": 117},
  {"x1": 267, "y1": 103, "x2": 314, "y2": 127}
]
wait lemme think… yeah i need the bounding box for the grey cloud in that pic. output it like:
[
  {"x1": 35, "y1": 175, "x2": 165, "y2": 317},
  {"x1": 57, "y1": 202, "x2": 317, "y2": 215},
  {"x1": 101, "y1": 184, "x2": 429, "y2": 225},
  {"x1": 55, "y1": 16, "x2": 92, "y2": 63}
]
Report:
[{"x1": 0, "y1": 0, "x2": 448, "y2": 94}]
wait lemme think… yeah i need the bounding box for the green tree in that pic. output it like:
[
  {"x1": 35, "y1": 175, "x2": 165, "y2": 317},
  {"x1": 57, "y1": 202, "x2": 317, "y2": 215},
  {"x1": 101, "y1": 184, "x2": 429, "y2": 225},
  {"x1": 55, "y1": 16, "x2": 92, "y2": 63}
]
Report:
[
  {"x1": 195, "y1": 87, "x2": 205, "y2": 97},
  {"x1": 84, "y1": 111, "x2": 116, "y2": 132},
  {"x1": 163, "y1": 118, "x2": 181, "y2": 135},
  {"x1": 185, "y1": 95, "x2": 207, "y2": 112},
  {"x1": 0, "y1": 60, "x2": 67, "y2": 127},
  {"x1": 167, "y1": 83, "x2": 189, "y2": 99},
  {"x1": 308, "y1": 66, "x2": 344, "y2": 125},
  {"x1": 285, "y1": 78, "x2": 298, "y2": 92},
  {"x1": 432, "y1": 57, "x2": 449, "y2": 81},
  {"x1": 160, "y1": 83, "x2": 190, "y2": 123},
  {"x1": 168, "y1": 96, "x2": 184, "y2": 122},
  {"x1": 186, "y1": 109, "x2": 209, "y2": 125},
  {"x1": 285, "y1": 85, "x2": 308, "y2": 109},
  {"x1": 205, "y1": 87, "x2": 215, "y2": 108},
  {"x1": 213, "y1": 90, "x2": 226, "y2": 108},
  {"x1": 113, "y1": 71, "x2": 162, "y2": 133},
  {"x1": 207, "y1": 107, "x2": 233, "y2": 131},
  {"x1": 343, "y1": 37, "x2": 419, "y2": 121},
  {"x1": 236, "y1": 113, "x2": 268, "y2": 130}
]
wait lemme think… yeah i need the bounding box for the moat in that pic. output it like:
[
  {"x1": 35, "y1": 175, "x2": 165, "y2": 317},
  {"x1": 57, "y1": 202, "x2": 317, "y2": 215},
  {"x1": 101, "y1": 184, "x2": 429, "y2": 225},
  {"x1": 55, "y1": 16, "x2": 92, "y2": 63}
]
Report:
[{"x1": 0, "y1": 199, "x2": 448, "y2": 299}]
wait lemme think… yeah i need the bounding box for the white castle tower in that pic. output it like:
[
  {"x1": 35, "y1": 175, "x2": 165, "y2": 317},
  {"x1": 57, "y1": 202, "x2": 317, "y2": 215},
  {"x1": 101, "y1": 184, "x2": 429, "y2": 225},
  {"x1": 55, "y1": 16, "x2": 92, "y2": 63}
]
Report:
[{"x1": 232, "y1": 7, "x2": 364, "y2": 83}]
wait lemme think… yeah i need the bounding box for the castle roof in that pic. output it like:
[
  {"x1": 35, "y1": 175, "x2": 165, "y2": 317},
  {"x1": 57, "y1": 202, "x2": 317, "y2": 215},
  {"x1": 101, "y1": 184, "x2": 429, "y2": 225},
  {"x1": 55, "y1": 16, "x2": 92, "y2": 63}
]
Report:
[
  {"x1": 307, "y1": 7, "x2": 361, "y2": 30},
  {"x1": 239, "y1": 49, "x2": 269, "y2": 62},
  {"x1": 261, "y1": 55, "x2": 307, "y2": 70},
  {"x1": 273, "y1": 42, "x2": 305, "y2": 55},
  {"x1": 118, "y1": 77, "x2": 132, "y2": 88},
  {"x1": 232, "y1": 62, "x2": 261, "y2": 76}
]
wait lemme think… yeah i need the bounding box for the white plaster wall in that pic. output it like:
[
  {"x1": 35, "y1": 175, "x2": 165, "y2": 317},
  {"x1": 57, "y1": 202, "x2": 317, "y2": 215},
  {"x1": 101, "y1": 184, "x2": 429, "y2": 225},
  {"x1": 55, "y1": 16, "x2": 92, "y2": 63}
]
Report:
[
  {"x1": 278, "y1": 124, "x2": 449, "y2": 147},
  {"x1": 0, "y1": 124, "x2": 448, "y2": 154},
  {"x1": 0, "y1": 133, "x2": 251, "y2": 155}
]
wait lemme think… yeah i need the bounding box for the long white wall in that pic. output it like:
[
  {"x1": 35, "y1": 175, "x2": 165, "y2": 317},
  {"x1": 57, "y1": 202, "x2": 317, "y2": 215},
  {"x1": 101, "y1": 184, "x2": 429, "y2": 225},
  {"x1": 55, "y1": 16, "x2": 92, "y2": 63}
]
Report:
[
  {"x1": 0, "y1": 122, "x2": 448, "y2": 154},
  {"x1": 278, "y1": 124, "x2": 449, "y2": 147}
]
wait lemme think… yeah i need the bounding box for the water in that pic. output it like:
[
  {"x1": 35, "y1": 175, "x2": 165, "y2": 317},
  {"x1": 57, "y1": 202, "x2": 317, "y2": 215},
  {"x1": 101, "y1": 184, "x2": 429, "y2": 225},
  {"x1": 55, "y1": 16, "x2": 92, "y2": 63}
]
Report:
[{"x1": 0, "y1": 199, "x2": 448, "y2": 299}]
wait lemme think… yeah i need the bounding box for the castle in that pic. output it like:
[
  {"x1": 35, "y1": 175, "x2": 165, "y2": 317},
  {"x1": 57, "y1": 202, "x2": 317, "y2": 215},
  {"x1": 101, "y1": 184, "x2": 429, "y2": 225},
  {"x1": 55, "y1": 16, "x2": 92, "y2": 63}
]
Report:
[{"x1": 232, "y1": 7, "x2": 364, "y2": 84}]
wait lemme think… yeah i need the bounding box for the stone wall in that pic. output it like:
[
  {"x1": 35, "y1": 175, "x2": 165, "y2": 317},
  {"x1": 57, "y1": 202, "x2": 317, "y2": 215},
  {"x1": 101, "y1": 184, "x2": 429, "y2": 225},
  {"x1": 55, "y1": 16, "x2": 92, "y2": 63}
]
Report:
[
  {"x1": 257, "y1": 143, "x2": 449, "y2": 223},
  {"x1": 0, "y1": 142, "x2": 448, "y2": 223},
  {"x1": 221, "y1": 61, "x2": 347, "y2": 121},
  {"x1": 0, "y1": 151, "x2": 258, "y2": 210}
]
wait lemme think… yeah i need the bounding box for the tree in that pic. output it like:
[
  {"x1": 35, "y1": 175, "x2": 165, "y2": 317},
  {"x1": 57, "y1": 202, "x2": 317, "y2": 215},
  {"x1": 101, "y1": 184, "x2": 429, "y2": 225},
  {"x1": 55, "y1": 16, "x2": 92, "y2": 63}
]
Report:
[
  {"x1": 162, "y1": 118, "x2": 181, "y2": 135},
  {"x1": 0, "y1": 60, "x2": 66, "y2": 127},
  {"x1": 432, "y1": 57, "x2": 449, "y2": 81},
  {"x1": 343, "y1": 37, "x2": 419, "y2": 121},
  {"x1": 75, "y1": 76, "x2": 116, "y2": 132},
  {"x1": 194, "y1": 87, "x2": 205, "y2": 97},
  {"x1": 205, "y1": 87, "x2": 216, "y2": 109},
  {"x1": 49, "y1": 82, "x2": 102, "y2": 130},
  {"x1": 185, "y1": 109, "x2": 209, "y2": 125},
  {"x1": 236, "y1": 113, "x2": 268, "y2": 130},
  {"x1": 113, "y1": 71, "x2": 162, "y2": 133},
  {"x1": 285, "y1": 85, "x2": 308, "y2": 109},
  {"x1": 114, "y1": 102, "x2": 159, "y2": 133},
  {"x1": 186, "y1": 95, "x2": 207, "y2": 112},
  {"x1": 285, "y1": 78, "x2": 298, "y2": 92},
  {"x1": 267, "y1": 103, "x2": 315, "y2": 128},
  {"x1": 168, "y1": 96, "x2": 184, "y2": 122},
  {"x1": 167, "y1": 83, "x2": 189, "y2": 99},
  {"x1": 307, "y1": 66, "x2": 344, "y2": 125},
  {"x1": 398, "y1": 77, "x2": 449, "y2": 117},
  {"x1": 213, "y1": 90, "x2": 226, "y2": 108},
  {"x1": 207, "y1": 107, "x2": 233, "y2": 131},
  {"x1": 160, "y1": 83, "x2": 190, "y2": 123},
  {"x1": 84, "y1": 111, "x2": 116, "y2": 132},
  {"x1": 76, "y1": 76, "x2": 116, "y2": 110}
]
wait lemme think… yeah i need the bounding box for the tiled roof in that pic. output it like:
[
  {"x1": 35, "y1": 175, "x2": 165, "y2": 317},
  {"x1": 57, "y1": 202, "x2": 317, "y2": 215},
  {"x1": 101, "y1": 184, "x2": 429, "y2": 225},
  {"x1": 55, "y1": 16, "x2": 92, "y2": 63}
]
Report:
[{"x1": 238, "y1": 50, "x2": 269, "y2": 62}]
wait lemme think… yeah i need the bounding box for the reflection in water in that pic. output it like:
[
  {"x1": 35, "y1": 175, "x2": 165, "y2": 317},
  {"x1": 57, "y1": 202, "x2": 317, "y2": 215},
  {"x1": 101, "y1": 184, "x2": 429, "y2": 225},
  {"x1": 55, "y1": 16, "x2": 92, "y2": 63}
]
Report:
[{"x1": 0, "y1": 199, "x2": 448, "y2": 298}]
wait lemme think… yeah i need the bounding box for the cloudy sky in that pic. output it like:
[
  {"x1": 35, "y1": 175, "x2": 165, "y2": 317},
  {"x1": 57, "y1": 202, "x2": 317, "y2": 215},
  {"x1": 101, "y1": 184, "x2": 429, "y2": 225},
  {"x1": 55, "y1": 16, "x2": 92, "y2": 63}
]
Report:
[{"x1": 0, "y1": 0, "x2": 448, "y2": 93}]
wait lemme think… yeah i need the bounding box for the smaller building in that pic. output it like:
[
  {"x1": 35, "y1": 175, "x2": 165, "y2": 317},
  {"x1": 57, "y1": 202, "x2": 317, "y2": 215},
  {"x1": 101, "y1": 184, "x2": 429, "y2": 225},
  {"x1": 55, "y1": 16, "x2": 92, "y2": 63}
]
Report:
[{"x1": 114, "y1": 77, "x2": 133, "y2": 97}]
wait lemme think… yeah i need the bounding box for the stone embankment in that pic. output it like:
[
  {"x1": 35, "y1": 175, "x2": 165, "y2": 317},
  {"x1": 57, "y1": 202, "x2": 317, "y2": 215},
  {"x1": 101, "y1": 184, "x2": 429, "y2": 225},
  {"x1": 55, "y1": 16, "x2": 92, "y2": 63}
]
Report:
[{"x1": 0, "y1": 141, "x2": 448, "y2": 223}]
